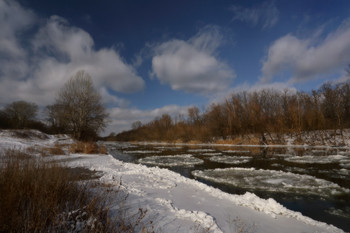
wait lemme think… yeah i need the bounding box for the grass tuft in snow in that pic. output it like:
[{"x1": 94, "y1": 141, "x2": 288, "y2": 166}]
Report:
[
  {"x1": 0, "y1": 149, "x2": 139, "y2": 232},
  {"x1": 69, "y1": 141, "x2": 108, "y2": 154}
]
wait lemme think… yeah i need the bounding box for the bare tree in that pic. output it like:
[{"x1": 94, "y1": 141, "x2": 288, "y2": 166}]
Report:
[
  {"x1": 188, "y1": 106, "x2": 200, "y2": 124},
  {"x1": 4, "y1": 101, "x2": 38, "y2": 129},
  {"x1": 46, "y1": 103, "x2": 68, "y2": 133},
  {"x1": 53, "y1": 70, "x2": 108, "y2": 140},
  {"x1": 131, "y1": 121, "x2": 142, "y2": 130}
]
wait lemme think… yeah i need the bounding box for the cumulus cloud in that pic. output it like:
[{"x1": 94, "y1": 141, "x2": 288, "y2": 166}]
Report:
[
  {"x1": 107, "y1": 105, "x2": 189, "y2": 134},
  {"x1": 0, "y1": 0, "x2": 36, "y2": 80},
  {"x1": 261, "y1": 19, "x2": 350, "y2": 83},
  {"x1": 230, "y1": 1, "x2": 279, "y2": 29},
  {"x1": 0, "y1": 1, "x2": 144, "y2": 106},
  {"x1": 151, "y1": 26, "x2": 235, "y2": 94}
]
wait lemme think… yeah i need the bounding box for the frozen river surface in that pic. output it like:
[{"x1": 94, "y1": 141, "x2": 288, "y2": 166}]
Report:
[{"x1": 107, "y1": 142, "x2": 350, "y2": 232}]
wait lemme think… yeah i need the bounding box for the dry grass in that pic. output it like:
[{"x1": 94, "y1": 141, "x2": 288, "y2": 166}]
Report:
[
  {"x1": 41, "y1": 144, "x2": 66, "y2": 156},
  {"x1": 188, "y1": 140, "x2": 202, "y2": 144},
  {"x1": 0, "y1": 149, "x2": 115, "y2": 232},
  {"x1": 48, "y1": 144, "x2": 66, "y2": 155},
  {"x1": 0, "y1": 148, "x2": 153, "y2": 232},
  {"x1": 172, "y1": 139, "x2": 184, "y2": 144},
  {"x1": 215, "y1": 135, "x2": 261, "y2": 145},
  {"x1": 98, "y1": 144, "x2": 108, "y2": 154},
  {"x1": 25, "y1": 144, "x2": 66, "y2": 157},
  {"x1": 69, "y1": 141, "x2": 108, "y2": 154}
]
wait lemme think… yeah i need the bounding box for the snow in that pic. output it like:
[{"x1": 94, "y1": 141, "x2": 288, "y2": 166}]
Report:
[
  {"x1": 325, "y1": 207, "x2": 350, "y2": 219},
  {"x1": 154, "y1": 146, "x2": 183, "y2": 150},
  {"x1": 0, "y1": 130, "x2": 345, "y2": 233},
  {"x1": 208, "y1": 155, "x2": 252, "y2": 164},
  {"x1": 284, "y1": 154, "x2": 348, "y2": 164},
  {"x1": 138, "y1": 154, "x2": 204, "y2": 167},
  {"x1": 222, "y1": 150, "x2": 250, "y2": 153},
  {"x1": 0, "y1": 129, "x2": 72, "y2": 152},
  {"x1": 202, "y1": 152, "x2": 222, "y2": 156},
  {"x1": 65, "y1": 154, "x2": 344, "y2": 232},
  {"x1": 188, "y1": 148, "x2": 216, "y2": 152},
  {"x1": 192, "y1": 168, "x2": 350, "y2": 198},
  {"x1": 124, "y1": 150, "x2": 161, "y2": 154}
]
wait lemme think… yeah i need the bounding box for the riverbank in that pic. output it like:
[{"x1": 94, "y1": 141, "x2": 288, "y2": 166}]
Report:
[
  {"x1": 116, "y1": 129, "x2": 350, "y2": 149},
  {"x1": 0, "y1": 130, "x2": 345, "y2": 232}
]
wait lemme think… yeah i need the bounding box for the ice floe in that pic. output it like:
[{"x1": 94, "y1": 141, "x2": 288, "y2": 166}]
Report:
[
  {"x1": 138, "y1": 154, "x2": 204, "y2": 167},
  {"x1": 188, "y1": 149, "x2": 216, "y2": 152},
  {"x1": 222, "y1": 150, "x2": 250, "y2": 153},
  {"x1": 325, "y1": 207, "x2": 350, "y2": 219},
  {"x1": 201, "y1": 152, "x2": 222, "y2": 156},
  {"x1": 154, "y1": 146, "x2": 182, "y2": 150},
  {"x1": 285, "y1": 155, "x2": 348, "y2": 164},
  {"x1": 339, "y1": 157, "x2": 350, "y2": 169},
  {"x1": 340, "y1": 162, "x2": 350, "y2": 169},
  {"x1": 208, "y1": 155, "x2": 252, "y2": 164},
  {"x1": 192, "y1": 167, "x2": 350, "y2": 197},
  {"x1": 124, "y1": 150, "x2": 161, "y2": 154}
]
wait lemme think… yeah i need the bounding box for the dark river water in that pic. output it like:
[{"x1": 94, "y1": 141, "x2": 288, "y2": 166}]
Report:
[{"x1": 105, "y1": 142, "x2": 350, "y2": 232}]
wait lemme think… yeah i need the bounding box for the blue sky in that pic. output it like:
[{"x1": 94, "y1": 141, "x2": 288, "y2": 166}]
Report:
[{"x1": 1, "y1": 0, "x2": 350, "y2": 134}]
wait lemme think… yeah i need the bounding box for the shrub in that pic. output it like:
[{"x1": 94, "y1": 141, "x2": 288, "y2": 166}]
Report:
[
  {"x1": 98, "y1": 144, "x2": 108, "y2": 155},
  {"x1": 69, "y1": 142, "x2": 108, "y2": 154},
  {"x1": 0, "y1": 149, "x2": 113, "y2": 232}
]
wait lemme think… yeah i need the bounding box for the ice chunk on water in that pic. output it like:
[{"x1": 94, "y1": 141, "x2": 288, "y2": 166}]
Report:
[
  {"x1": 124, "y1": 150, "x2": 161, "y2": 154},
  {"x1": 139, "y1": 154, "x2": 204, "y2": 167},
  {"x1": 285, "y1": 154, "x2": 348, "y2": 164},
  {"x1": 209, "y1": 155, "x2": 252, "y2": 164},
  {"x1": 154, "y1": 146, "x2": 182, "y2": 150},
  {"x1": 201, "y1": 152, "x2": 222, "y2": 156},
  {"x1": 276, "y1": 165, "x2": 350, "y2": 180},
  {"x1": 188, "y1": 149, "x2": 215, "y2": 152},
  {"x1": 105, "y1": 142, "x2": 137, "y2": 149},
  {"x1": 192, "y1": 167, "x2": 349, "y2": 197},
  {"x1": 223, "y1": 150, "x2": 250, "y2": 153},
  {"x1": 325, "y1": 207, "x2": 350, "y2": 219},
  {"x1": 274, "y1": 154, "x2": 294, "y2": 157},
  {"x1": 339, "y1": 157, "x2": 350, "y2": 169}
]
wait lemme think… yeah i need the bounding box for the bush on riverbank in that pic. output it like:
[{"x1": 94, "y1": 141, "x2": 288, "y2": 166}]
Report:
[
  {"x1": 0, "y1": 149, "x2": 148, "y2": 232},
  {"x1": 69, "y1": 141, "x2": 108, "y2": 154}
]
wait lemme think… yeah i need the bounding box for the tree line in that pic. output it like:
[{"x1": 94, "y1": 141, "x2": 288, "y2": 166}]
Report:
[
  {"x1": 0, "y1": 70, "x2": 108, "y2": 141},
  {"x1": 114, "y1": 81, "x2": 350, "y2": 143}
]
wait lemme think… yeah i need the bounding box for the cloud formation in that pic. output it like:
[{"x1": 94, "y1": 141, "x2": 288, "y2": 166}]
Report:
[
  {"x1": 0, "y1": 0, "x2": 36, "y2": 80},
  {"x1": 261, "y1": 19, "x2": 350, "y2": 83},
  {"x1": 0, "y1": 1, "x2": 144, "y2": 106},
  {"x1": 151, "y1": 26, "x2": 235, "y2": 94},
  {"x1": 230, "y1": 1, "x2": 279, "y2": 29}
]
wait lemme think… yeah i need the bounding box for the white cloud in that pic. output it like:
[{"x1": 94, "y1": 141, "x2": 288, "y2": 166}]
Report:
[
  {"x1": 0, "y1": 0, "x2": 36, "y2": 80},
  {"x1": 151, "y1": 26, "x2": 235, "y2": 94},
  {"x1": 331, "y1": 72, "x2": 350, "y2": 85},
  {"x1": 107, "y1": 105, "x2": 189, "y2": 134},
  {"x1": 230, "y1": 1, "x2": 279, "y2": 29},
  {"x1": 0, "y1": 2, "x2": 144, "y2": 106},
  {"x1": 262, "y1": 19, "x2": 350, "y2": 83}
]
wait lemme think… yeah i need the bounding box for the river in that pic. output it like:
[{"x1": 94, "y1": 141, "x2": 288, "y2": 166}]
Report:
[{"x1": 106, "y1": 142, "x2": 350, "y2": 232}]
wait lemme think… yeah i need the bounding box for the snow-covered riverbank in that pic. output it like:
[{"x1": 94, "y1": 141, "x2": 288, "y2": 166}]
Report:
[{"x1": 0, "y1": 130, "x2": 345, "y2": 232}]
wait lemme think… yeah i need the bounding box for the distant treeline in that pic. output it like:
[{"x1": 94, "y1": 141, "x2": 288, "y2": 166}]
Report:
[{"x1": 114, "y1": 81, "x2": 350, "y2": 143}]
